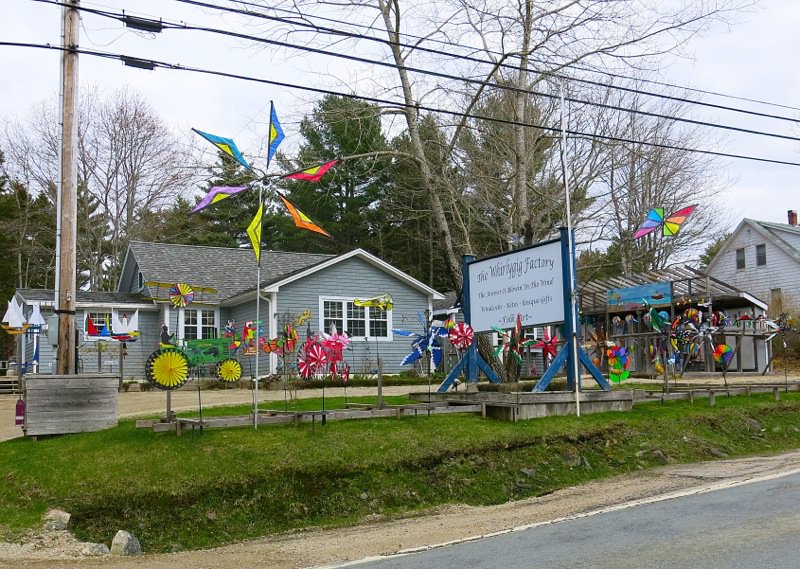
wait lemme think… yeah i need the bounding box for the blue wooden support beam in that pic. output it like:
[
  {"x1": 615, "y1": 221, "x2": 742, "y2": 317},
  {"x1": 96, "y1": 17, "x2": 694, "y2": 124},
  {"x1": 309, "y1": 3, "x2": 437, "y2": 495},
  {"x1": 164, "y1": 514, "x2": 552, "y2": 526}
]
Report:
[
  {"x1": 533, "y1": 228, "x2": 611, "y2": 393},
  {"x1": 438, "y1": 254, "x2": 502, "y2": 392}
]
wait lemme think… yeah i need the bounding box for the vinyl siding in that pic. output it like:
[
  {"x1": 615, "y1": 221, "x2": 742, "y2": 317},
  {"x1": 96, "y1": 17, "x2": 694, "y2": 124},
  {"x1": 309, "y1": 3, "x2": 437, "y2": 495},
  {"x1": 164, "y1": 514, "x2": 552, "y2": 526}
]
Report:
[
  {"x1": 273, "y1": 256, "x2": 430, "y2": 375},
  {"x1": 710, "y1": 226, "x2": 799, "y2": 314}
]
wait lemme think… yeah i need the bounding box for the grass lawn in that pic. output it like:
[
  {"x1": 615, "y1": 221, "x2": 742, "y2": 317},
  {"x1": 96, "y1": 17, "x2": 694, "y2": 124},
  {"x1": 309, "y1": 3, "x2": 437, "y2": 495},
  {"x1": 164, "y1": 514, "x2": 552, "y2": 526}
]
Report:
[{"x1": 1, "y1": 391, "x2": 800, "y2": 553}]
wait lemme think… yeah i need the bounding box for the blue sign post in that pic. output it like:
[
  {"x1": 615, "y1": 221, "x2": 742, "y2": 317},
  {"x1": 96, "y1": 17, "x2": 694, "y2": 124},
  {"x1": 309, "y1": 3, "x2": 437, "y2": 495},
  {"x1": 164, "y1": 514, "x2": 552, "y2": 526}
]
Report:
[
  {"x1": 437, "y1": 255, "x2": 502, "y2": 392},
  {"x1": 533, "y1": 228, "x2": 609, "y2": 392}
]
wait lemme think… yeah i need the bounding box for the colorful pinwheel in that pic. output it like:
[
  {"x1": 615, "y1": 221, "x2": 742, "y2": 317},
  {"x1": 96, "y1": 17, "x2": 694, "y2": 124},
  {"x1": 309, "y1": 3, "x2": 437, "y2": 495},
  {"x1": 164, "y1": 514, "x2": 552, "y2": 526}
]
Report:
[
  {"x1": 321, "y1": 325, "x2": 351, "y2": 378},
  {"x1": 169, "y1": 283, "x2": 194, "y2": 308},
  {"x1": 492, "y1": 314, "x2": 532, "y2": 366},
  {"x1": 633, "y1": 205, "x2": 697, "y2": 239},
  {"x1": 713, "y1": 344, "x2": 734, "y2": 366},
  {"x1": 448, "y1": 322, "x2": 474, "y2": 351},
  {"x1": 606, "y1": 345, "x2": 631, "y2": 383},
  {"x1": 392, "y1": 311, "x2": 449, "y2": 369}
]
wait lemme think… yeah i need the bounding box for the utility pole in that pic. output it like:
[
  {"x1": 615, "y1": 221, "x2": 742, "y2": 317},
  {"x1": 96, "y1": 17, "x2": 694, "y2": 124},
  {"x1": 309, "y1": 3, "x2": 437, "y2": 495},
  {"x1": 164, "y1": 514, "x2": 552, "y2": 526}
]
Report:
[{"x1": 56, "y1": 0, "x2": 79, "y2": 374}]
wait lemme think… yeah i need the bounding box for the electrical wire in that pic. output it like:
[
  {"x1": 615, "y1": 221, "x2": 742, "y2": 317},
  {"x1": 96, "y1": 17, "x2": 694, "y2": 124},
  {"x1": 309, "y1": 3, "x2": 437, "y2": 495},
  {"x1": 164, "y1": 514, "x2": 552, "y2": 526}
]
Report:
[
  {"x1": 5, "y1": 40, "x2": 800, "y2": 169},
  {"x1": 168, "y1": 0, "x2": 800, "y2": 121},
  {"x1": 28, "y1": 0, "x2": 800, "y2": 146}
]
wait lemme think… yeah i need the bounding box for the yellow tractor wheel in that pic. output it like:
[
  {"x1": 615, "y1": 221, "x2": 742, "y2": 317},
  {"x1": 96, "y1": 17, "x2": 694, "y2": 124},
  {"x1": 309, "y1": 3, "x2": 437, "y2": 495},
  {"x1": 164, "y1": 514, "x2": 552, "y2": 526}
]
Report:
[
  {"x1": 216, "y1": 358, "x2": 242, "y2": 383},
  {"x1": 145, "y1": 348, "x2": 190, "y2": 390}
]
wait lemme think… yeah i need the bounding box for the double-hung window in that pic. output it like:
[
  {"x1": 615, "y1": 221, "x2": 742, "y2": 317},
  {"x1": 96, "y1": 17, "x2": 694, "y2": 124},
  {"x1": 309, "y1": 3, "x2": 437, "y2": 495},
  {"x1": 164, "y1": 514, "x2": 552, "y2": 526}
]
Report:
[
  {"x1": 183, "y1": 308, "x2": 218, "y2": 340},
  {"x1": 321, "y1": 298, "x2": 391, "y2": 339},
  {"x1": 735, "y1": 248, "x2": 746, "y2": 270},
  {"x1": 756, "y1": 244, "x2": 766, "y2": 266}
]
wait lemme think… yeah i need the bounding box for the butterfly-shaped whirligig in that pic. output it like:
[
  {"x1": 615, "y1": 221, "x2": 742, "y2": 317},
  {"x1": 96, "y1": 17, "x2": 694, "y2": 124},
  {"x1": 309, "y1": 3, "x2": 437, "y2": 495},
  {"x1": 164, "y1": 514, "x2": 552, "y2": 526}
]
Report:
[{"x1": 633, "y1": 205, "x2": 697, "y2": 239}]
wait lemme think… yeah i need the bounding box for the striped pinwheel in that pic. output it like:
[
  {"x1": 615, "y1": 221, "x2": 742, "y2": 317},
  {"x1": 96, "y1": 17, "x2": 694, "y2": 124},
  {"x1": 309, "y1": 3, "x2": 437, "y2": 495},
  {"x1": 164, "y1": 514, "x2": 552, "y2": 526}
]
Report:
[
  {"x1": 392, "y1": 311, "x2": 449, "y2": 369},
  {"x1": 297, "y1": 338, "x2": 327, "y2": 379},
  {"x1": 448, "y1": 322, "x2": 474, "y2": 351},
  {"x1": 168, "y1": 282, "x2": 194, "y2": 308}
]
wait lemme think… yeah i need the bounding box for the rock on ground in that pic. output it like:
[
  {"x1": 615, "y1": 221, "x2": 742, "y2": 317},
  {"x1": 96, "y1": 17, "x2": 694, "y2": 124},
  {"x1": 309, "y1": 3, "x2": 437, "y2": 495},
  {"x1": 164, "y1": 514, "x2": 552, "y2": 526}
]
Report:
[
  {"x1": 110, "y1": 531, "x2": 142, "y2": 556},
  {"x1": 43, "y1": 509, "x2": 70, "y2": 531}
]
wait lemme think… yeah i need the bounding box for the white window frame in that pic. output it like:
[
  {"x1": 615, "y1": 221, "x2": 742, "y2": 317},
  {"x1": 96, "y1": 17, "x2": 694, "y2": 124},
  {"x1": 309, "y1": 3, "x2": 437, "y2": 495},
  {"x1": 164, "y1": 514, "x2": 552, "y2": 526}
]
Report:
[
  {"x1": 180, "y1": 307, "x2": 219, "y2": 340},
  {"x1": 318, "y1": 296, "x2": 393, "y2": 341}
]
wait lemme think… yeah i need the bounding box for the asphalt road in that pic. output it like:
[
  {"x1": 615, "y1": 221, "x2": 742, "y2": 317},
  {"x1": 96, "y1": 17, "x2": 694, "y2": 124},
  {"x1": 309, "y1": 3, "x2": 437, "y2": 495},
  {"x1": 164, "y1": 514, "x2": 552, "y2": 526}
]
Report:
[{"x1": 351, "y1": 471, "x2": 800, "y2": 569}]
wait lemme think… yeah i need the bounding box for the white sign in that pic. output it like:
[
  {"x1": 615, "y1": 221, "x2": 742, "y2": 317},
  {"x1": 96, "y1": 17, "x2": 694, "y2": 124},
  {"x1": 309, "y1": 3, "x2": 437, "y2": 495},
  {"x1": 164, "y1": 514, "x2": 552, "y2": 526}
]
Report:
[{"x1": 468, "y1": 240, "x2": 564, "y2": 332}]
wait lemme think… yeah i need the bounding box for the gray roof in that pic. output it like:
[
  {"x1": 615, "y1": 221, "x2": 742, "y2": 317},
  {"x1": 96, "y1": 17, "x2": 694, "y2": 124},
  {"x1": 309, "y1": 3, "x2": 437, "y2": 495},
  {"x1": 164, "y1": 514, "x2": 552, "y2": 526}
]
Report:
[
  {"x1": 432, "y1": 290, "x2": 459, "y2": 314},
  {"x1": 16, "y1": 289, "x2": 148, "y2": 306},
  {"x1": 128, "y1": 241, "x2": 335, "y2": 302}
]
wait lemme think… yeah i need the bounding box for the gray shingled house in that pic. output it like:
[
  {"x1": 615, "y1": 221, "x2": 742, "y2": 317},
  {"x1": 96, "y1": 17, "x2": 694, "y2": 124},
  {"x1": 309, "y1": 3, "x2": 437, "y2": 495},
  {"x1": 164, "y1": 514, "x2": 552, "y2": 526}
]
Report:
[{"x1": 14, "y1": 241, "x2": 445, "y2": 379}]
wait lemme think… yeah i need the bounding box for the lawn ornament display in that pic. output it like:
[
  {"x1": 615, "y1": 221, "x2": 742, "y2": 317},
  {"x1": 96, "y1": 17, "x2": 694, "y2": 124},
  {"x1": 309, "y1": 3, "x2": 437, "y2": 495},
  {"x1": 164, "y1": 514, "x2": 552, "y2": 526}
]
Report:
[
  {"x1": 1, "y1": 298, "x2": 30, "y2": 335},
  {"x1": 297, "y1": 336, "x2": 325, "y2": 380},
  {"x1": 111, "y1": 312, "x2": 140, "y2": 342},
  {"x1": 2, "y1": 297, "x2": 43, "y2": 389},
  {"x1": 145, "y1": 336, "x2": 243, "y2": 390},
  {"x1": 606, "y1": 345, "x2": 631, "y2": 383},
  {"x1": 649, "y1": 345, "x2": 665, "y2": 375},
  {"x1": 633, "y1": 204, "x2": 697, "y2": 239},
  {"x1": 353, "y1": 294, "x2": 393, "y2": 312},
  {"x1": 190, "y1": 104, "x2": 335, "y2": 429},
  {"x1": 492, "y1": 314, "x2": 531, "y2": 367},
  {"x1": 713, "y1": 344, "x2": 734, "y2": 366},
  {"x1": 87, "y1": 312, "x2": 141, "y2": 343},
  {"x1": 586, "y1": 327, "x2": 613, "y2": 368},
  {"x1": 393, "y1": 311, "x2": 449, "y2": 370},
  {"x1": 321, "y1": 325, "x2": 350, "y2": 379},
  {"x1": 169, "y1": 283, "x2": 195, "y2": 308},
  {"x1": 492, "y1": 314, "x2": 535, "y2": 382},
  {"x1": 354, "y1": 294, "x2": 393, "y2": 373},
  {"x1": 761, "y1": 313, "x2": 797, "y2": 389}
]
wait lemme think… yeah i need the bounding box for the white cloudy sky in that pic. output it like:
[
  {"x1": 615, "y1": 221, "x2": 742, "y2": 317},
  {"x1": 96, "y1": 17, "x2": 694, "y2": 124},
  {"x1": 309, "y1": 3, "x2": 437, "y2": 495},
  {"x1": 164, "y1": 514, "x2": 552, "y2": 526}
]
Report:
[{"x1": 2, "y1": 0, "x2": 799, "y2": 228}]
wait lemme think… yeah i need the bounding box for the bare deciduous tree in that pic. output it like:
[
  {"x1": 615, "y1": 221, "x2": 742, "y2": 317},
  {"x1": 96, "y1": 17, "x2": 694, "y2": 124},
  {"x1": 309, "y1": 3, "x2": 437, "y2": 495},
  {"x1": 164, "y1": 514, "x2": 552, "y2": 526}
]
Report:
[
  {"x1": 247, "y1": 0, "x2": 746, "y2": 283},
  {"x1": 2, "y1": 88, "x2": 196, "y2": 290}
]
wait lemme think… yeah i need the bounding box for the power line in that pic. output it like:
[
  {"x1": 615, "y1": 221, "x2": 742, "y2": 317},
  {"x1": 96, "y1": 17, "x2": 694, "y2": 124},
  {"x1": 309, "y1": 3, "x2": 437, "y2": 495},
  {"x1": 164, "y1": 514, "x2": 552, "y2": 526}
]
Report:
[
  {"x1": 29, "y1": 0, "x2": 800, "y2": 145},
  {"x1": 167, "y1": 0, "x2": 800, "y2": 122},
  {"x1": 5, "y1": 40, "x2": 800, "y2": 170}
]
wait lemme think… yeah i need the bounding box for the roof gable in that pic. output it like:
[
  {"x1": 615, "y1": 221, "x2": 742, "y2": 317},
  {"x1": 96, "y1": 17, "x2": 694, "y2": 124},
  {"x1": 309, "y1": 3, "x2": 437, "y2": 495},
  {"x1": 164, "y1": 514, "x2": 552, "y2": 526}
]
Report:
[{"x1": 707, "y1": 219, "x2": 800, "y2": 272}]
